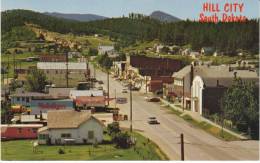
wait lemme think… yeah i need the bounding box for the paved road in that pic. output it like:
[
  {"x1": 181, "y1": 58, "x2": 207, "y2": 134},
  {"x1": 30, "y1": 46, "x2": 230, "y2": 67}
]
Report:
[{"x1": 90, "y1": 64, "x2": 259, "y2": 160}]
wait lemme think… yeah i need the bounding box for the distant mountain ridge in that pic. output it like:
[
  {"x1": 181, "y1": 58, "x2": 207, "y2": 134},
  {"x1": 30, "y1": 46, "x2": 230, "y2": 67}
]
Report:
[
  {"x1": 150, "y1": 11, "x2": 181, "y2": 22},
  {"x1": 44, "y1": 12, "x2": 107, "y2": 22}
]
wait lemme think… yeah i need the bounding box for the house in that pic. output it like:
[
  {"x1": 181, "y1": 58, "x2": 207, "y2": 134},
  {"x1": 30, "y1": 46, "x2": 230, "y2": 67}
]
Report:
[
  {"x1": 1, "y1": 124, "x2": 43, "y2": 140},
  {"x1": 181, "y1": 48, "x2": 191, "y2": 56},
  {"x1": 39, "y1": 55, "x2": 66, "y2": 62},
  {"x1": 201, "y1": 47, "x2": 214, "y2": 55},
  {"x1": 37, "y1": 110, "x2": 105, "y2": 145},
  {"x1": 191, "y1": 65, "x2": 259, "y2": 116},
  {"x1": 37, "y1": 62, "x2": 89, "y2": 87},
  {"x1": 98, "y1": 45, "x2": 114, "y2": 55},
  {"x1": 190, "y1": 51, "x2": 200, "y2": 59}
]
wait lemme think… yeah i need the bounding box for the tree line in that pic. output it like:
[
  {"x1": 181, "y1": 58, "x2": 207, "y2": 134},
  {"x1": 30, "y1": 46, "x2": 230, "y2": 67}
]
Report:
[{"x1": 2, "y1": 9, "x2": 259, "y2": 55}]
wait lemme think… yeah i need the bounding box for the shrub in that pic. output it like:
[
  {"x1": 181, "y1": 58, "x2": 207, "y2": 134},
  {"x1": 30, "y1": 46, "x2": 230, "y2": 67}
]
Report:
[
  {"x1": 107, "y1": 122, "x2": 121, "y2": 136},
  {"x1": 58, "y1": 148, "x2": 65, "y2": 154},
  {"x1": 113, "y1": 132, "x2": 131, "y2": 149}
]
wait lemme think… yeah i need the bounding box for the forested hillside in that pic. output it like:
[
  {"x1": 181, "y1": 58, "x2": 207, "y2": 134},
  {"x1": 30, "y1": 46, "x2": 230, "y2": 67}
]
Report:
[{"x1": 2, "y1": 9, "x2": 259, "y2": 55}]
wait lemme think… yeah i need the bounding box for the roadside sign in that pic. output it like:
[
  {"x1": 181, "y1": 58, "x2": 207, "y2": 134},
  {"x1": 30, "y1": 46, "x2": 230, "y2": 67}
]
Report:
[{"x1": 116, "y1": 97, "x2": 127, "y2": 104}]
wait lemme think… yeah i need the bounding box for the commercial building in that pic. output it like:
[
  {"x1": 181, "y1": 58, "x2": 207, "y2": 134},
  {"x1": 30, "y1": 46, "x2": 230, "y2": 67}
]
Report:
[
  {"x1": 38, "y1": 110, "x2": 104, "y2": 145},
  {"x1": 1, "y1": 124, "x2": 43, "y2": 140},
  {"x1": 191, "y1": 65, "x2": 259, "y2": 116},
  {"x1": 69, "y1": 90, "x2": 104, "y2": 99}
]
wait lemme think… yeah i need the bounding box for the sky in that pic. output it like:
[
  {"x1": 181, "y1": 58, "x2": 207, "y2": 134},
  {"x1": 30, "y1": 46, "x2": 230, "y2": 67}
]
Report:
[{"x1": 1, "y1": 0, "x2": 259, "y2": 20}]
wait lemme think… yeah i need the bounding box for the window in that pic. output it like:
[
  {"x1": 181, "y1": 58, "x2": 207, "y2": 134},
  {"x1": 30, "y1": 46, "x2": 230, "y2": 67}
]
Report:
[
  {"x1": 17, "y1": 97, "x2": 20, "y2": 101},
  {"x1": 39, "y1": 134, "x2": 47, "y2": 139},
  {"x1": 26, "y1": 97, "x2": 30, "y2": 103},
  {"x1": 88, "y1": 131, "x2": 94, "y2": 139},
  {"x1": 32, "y1": 128, "x2": 37, "y2": 133},
  {"x1": 61, "y1": 133, "x2": 71, "y2": 138},
  {"x1": 22, "y1": 97, "x2": 25, "y2": 101},
  {"x1": 18, "y1": 128, "x2": 22, "y2": 133},
  {"x1": 55, "y1": 70, "x2": 58, "y2": 74},
  {"x1": 46, "y1": 70, "x2": 49, "y2": 74}
]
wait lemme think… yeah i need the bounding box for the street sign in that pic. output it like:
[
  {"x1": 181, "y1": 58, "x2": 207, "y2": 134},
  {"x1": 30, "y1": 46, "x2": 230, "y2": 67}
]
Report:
[{"x1": 116, "y1": 97, "x2": 127, "y2": 104}]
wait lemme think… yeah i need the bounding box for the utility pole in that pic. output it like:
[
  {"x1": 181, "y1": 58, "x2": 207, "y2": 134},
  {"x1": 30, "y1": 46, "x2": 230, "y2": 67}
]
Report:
[
  {"x1": 107, "y1": 70, "x2": 110, "y2": 106},
  {"x1": 13, "y1": 51, "x2": 16, "y2": 77},
  {"x1": 93, "y1": 64, "x2": 96, "y2": 79},
  {"x1": 180, "y1": 133, "x2": 184, "y2": 161},
  {"x1": 145, "y1": 76, "x2": 148, "y2": 94},
  {"x1": 66, "y1": 50, "x2": 69, "y2": 88},
  {"x1": 130, "y1": 81, "x2": 133, "y2": 132},
  {"x1": 114, "y1": 89, "x2": 117, "y2": 109},
  {"x1": 182, "y1": 77, "x2": 185, "y2": 112}
]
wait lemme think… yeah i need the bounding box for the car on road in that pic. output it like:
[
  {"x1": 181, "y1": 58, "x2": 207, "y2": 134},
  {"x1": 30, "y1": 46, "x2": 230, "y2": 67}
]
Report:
[
  {"x1": 98, "y1": 86, "x2": 103, "y2": 90},
  {"x1": 148, "y1": 117, "x2": 156, "y2": 120},
  {"x1": 98, "y1": 81, "x2": 104, "y2": 84},
  {"x1": 122, "y1": 89, "x2": 128, "y2": 93},
  {"x1": 147, "y1": 97, "x2": 160, "y2": 102},
  {"x1": 148, "y1": 119, "x2": 160, "y2": 125}
]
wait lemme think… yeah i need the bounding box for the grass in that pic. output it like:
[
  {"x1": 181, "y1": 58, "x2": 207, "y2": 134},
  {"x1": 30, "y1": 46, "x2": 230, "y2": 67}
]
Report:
[
  {"x1": 181, "y1": 115, "x2": 239, "y2": 141},
  {"x1": 1, "y1": 132, "x2": 168, "y2": 161}
]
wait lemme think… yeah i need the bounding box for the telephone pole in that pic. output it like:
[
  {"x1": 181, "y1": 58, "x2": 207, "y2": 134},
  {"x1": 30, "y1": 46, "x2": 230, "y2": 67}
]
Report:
[
  {"x1": 114, "y1": 89, "x2": 117, "y2": 109},
  {"x1": 66, "y1": 50, "x2": 69, "y2": 88},
  {"x1": 180, "y1": 133, "x2": 184, "y2": 161},
  {"x1": 107, "y1": 70, "x2": 110, "y2": 106},
  {"x1": 130, "y1": 81, "x2": 133, "y2": 132}
]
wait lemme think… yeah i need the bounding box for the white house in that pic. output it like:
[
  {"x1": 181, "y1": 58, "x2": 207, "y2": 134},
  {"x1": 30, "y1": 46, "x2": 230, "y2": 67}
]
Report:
[
  {"x1": 38, "y1": 110, "x2": 105, "y2": 145},
  {"x1": 98, "y1": 45, "x2": 114, "y2": 55}
]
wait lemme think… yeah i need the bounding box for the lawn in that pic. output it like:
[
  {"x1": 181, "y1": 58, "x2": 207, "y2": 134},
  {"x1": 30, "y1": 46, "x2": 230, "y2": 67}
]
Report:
[
  {"x1": 1, "y1": 132, "x2": 168, "y2": 161},
  {"x1": 181, "y1": 114, "x2": 239, "y2": 141}
]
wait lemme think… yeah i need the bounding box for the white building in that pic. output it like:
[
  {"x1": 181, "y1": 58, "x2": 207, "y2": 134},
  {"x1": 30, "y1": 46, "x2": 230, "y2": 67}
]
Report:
[
  {"x1": 98, "y1": 45, "x2": 114, "y2": 55},
  {"x1": 38, "y1": 110, "x2": 105, "y2": 145},
  {"x1": 69, "y1": 90, "x2": 104, "y2": 99}
]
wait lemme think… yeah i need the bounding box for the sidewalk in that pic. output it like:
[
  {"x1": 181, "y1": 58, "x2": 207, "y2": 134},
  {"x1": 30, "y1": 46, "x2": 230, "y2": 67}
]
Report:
[{"x1": 160, "y1": 98, "x2": 248, "y2": 140}]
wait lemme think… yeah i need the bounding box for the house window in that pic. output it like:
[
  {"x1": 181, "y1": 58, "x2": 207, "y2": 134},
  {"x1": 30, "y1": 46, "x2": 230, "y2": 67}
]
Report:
[
  {"x1": 22, "y1": 97, "x2": 25, "y2": 101},
  {"x1": 26, "y1": 97, "x2": 30, "y2": 103},
  {"x1": 61, "y1": 133, "x2": 71, "y2": 138},
  {"x1": 46, "y1": 70, "x2": 49, "y2": 74},
  {"x1": 88, "y1": 131, "x2": 94, "y2": 139},
  {"x1": 39, "y1": 134, "x2": 47, "y2": 139},
  {"x1": 17, "y1": 97, "x2": 20, "y2": 101},
  {"x1": 55, "y1": 70, "x2": 58, "y2": 74}
]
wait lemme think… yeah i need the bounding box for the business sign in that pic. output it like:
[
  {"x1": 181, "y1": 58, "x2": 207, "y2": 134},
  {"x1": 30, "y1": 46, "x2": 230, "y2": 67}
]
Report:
[
  {"x1": 30, "y1": 99, "x2": 74, "y2": 114},
  {"x1": 116, "y1": 98, "x2": 127, "y2": 104}
]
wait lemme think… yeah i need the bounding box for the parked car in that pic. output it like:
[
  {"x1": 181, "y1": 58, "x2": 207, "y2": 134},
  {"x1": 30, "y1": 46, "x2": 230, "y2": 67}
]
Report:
[
  {"x1": 98, "y1": 80, "x2": 104, "y2": 84},
  {"x1": 98, "y1": 86, "x2": 103, "y2": 90},
  {"x1": 147, "y1": 97, "x2": 160, "y2": 102},
  {"x1": 148, "y1": 117, "x2": 156, "y2": 120},
  {"x1": 122, "y1": 89, "x2": 128, "y2": 93},
  {"x1": 148, "y1": 119, "x2": 160, "y2": 125}
]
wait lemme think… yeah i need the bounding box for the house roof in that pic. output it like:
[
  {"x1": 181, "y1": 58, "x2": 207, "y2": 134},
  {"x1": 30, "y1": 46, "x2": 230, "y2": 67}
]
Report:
[
  {"x1": 75, "y1": 96, "x2": 106, "y2": 105},
  {"x1": 10, "y1": 92, "x2": 50, "y2": 97},
  {"x1": 172, "y1": 65, "x2": 191, "y2": 78},
  {"x1": 194, "y1": 65, "x2": 259, "y2": 87},
  {"x1": 70, "y1": 90, "x2": 104, "y2": 99},
  {"x1": 37, "y1": 62, "x2": 87, "y2": 70},
  {"x1": 47, "y1": 110, "x2": 104, "y2": 129}
]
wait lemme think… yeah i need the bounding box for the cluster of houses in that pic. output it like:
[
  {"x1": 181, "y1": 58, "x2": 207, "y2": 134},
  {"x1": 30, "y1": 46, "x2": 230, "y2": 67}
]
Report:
[
  {"x1": 1, "y1": 54, "x2": 115, "y2": 145},
  {"x1": 112, "y1": 55, "x2": 259, "y2": 118}
]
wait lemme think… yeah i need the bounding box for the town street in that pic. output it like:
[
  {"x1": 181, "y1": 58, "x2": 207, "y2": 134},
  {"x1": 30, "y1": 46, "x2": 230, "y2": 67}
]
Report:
[{"x1": 90, "y1": 64, "x2": 259, "y2": 160}]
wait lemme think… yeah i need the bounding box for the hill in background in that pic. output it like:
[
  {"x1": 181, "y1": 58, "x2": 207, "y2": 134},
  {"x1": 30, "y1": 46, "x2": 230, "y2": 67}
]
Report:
[{"x1": 44, "y1": 12, "x2": 107, "y2": 22}]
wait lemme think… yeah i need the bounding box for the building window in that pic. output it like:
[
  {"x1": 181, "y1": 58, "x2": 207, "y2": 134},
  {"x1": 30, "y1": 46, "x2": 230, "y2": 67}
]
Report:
[
  {"x1": 88, "y1": 131, "x2": 94, "y2": 139},
  {"x1": 26, "y1": 97, "x2": 30, "y2": 103},
  {"x1": 61, "y1": 133, "x2": 71, "y2": 138},
  {"x1": 39, "y1": 134, "x2": 47, "y2": 140},
  {"x1": 18, "y1": 128, "x2": 22, "y2": 134},
  {"x1": 17, "y1": 97, "x2": 20, "y2": 101},
  {"x1": 46, "y1": 70, "x2": 49, "y2": 74},
  {"x1": 32, "y1": 128, "x2": 37, "y2": 134},
  {"x1": 56, "y1": 70, "x2": 58, "y2": 74},
  {"x1": 22, "y1": 97, "x2": 25, "y2": 101}
]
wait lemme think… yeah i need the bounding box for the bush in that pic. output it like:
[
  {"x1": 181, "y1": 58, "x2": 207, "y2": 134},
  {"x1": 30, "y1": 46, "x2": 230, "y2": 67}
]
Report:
[
  {"x1": 107, "y1": 122, "x2": 121, "y2": 136},
  {"x1": 58, "y1": 148, "x2": 65, "y2": 154},
  {"x1": 113, "y1": 132, "x2": 131, "y2": 149}
]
